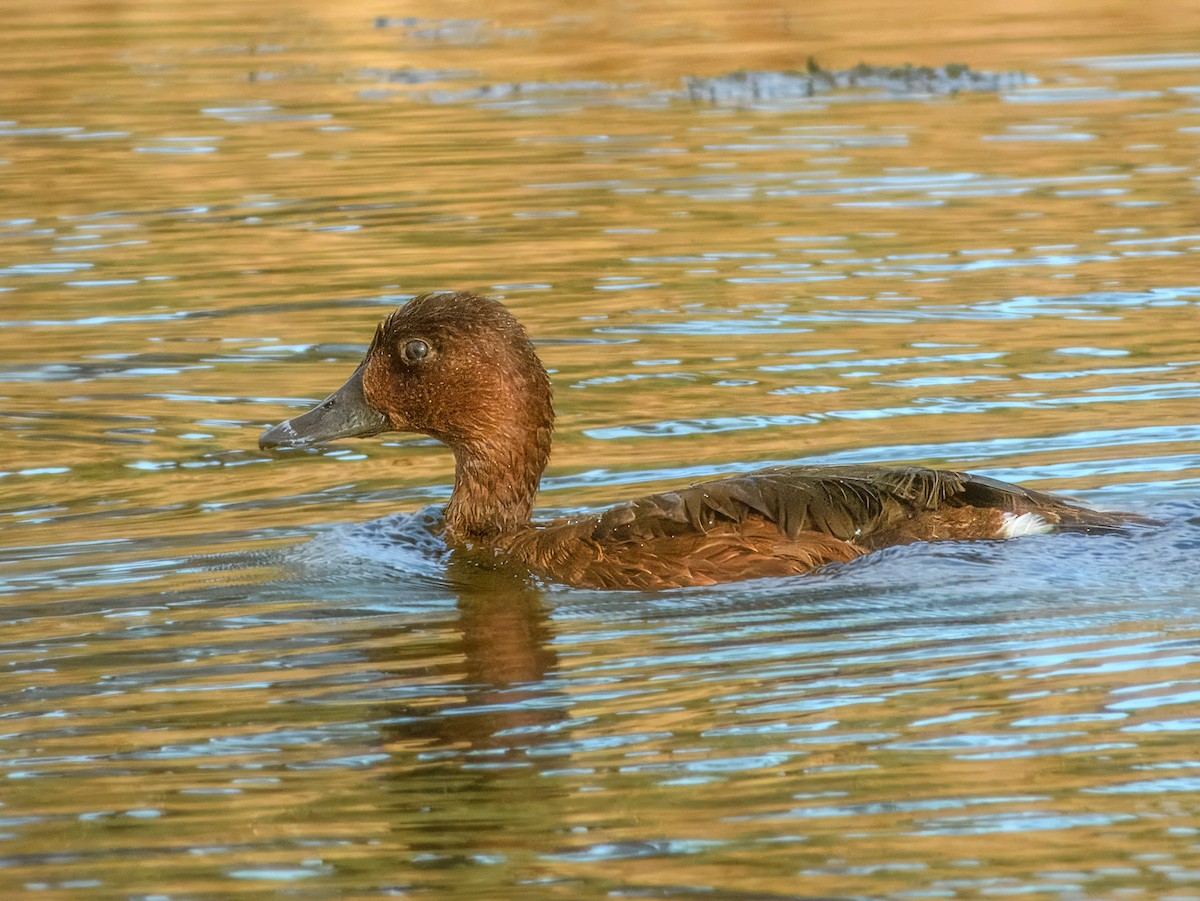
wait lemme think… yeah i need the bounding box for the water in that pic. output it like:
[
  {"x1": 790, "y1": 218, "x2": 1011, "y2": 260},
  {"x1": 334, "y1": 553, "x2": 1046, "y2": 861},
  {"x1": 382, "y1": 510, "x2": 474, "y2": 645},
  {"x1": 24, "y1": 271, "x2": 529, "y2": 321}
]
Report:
[{"x1": 3, "y1": 0, "x2": 1200, "y2": 897}]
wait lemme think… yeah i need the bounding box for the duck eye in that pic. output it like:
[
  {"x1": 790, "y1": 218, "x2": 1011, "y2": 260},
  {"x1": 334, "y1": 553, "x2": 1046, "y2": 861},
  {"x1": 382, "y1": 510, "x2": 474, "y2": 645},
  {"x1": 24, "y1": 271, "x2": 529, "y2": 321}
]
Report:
[{"x1": 401, "y1": 339, "x2": 430, "y2": 363}]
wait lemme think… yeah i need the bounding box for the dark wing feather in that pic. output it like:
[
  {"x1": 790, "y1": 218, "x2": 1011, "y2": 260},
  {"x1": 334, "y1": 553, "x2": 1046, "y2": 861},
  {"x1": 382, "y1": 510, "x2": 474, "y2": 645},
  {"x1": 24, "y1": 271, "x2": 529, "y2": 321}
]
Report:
[{"x1": 588, "y1": 465, "x2": 957, "y2": 544}]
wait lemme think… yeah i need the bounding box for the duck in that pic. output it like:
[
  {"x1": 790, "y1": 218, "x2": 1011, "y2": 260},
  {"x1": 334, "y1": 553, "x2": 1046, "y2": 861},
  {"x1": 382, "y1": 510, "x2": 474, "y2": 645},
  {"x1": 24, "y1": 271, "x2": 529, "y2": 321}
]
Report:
[{"x1": 259, "y1": 291, "x2": 1145, "y2": 591}]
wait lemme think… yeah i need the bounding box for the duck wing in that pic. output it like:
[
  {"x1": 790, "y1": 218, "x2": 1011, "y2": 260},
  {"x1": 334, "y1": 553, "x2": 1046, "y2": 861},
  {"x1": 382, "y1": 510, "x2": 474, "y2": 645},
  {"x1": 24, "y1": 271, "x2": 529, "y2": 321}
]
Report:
[
  {"x1": 506, "y1": 465, "x2": 1141, "y2": 590},
  {"x1": 595, "y1": 464, "x2": 1137, "y2": 546}
]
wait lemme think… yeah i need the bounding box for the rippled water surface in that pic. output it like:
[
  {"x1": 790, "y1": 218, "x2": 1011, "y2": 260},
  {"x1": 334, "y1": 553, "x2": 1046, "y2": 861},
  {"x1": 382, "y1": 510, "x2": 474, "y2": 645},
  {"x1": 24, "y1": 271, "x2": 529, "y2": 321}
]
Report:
[{"x1": 4, "y1": 0, "x2": 1200, "y2": 897}]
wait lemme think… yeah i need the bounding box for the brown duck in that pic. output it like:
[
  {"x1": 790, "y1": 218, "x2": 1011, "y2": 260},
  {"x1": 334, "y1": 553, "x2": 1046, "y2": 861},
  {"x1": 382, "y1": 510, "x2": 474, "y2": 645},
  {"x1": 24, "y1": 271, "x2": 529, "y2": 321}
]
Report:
[{"x1": 259, "y1": 292, "x2": 1143, "y2": 591}]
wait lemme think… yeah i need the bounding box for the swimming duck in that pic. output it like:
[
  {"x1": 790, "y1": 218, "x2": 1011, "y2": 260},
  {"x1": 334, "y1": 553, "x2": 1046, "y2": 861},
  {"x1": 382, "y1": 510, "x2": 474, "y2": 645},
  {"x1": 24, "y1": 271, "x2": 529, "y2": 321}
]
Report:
[{"x1": 259, "y1": 291, "x2": 1142, "y2": 590}]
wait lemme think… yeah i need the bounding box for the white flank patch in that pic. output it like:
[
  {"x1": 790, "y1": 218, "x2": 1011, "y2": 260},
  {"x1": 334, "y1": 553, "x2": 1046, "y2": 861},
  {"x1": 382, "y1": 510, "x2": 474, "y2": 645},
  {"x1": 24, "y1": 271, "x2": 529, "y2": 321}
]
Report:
[{"x1": 999, "y1": 511, "x2": 1053, "y2": 538}]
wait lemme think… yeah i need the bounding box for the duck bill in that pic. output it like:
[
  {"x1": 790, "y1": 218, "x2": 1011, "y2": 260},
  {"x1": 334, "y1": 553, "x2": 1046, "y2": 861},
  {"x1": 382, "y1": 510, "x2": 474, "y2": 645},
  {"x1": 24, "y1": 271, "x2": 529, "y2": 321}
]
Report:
[{"x1": 259, "y1": 366, "x2": 390, "y2": 450}]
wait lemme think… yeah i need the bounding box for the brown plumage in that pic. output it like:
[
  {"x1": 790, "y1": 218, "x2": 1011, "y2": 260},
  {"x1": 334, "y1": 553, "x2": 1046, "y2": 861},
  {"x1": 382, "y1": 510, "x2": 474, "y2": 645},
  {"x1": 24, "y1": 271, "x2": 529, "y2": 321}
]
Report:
[{"x1": 259, "y1": 292, "x2": 1147, "y2": 591}]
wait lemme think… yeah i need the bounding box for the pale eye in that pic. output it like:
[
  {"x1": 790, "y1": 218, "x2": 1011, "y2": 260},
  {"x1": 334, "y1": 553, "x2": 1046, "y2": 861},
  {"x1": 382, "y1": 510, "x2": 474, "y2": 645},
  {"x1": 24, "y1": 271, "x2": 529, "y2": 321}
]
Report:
[{"x1": 401, "y1": 339, "x2": 430, "y2": 363}]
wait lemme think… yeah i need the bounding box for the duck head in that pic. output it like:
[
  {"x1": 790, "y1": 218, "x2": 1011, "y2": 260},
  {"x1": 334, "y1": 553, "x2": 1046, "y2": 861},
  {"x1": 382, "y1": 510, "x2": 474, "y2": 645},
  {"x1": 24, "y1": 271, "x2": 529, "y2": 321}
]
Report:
[{"x1": 260, "y1": 292, "x2": 554, "y2": 537}]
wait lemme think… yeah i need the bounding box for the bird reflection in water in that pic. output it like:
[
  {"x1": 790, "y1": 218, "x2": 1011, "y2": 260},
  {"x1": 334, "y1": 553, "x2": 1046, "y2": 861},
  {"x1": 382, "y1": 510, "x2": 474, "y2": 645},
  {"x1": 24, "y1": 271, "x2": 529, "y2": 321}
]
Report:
[{"x1": 372, "y1": 551, "x2": 562, "y2": 757}]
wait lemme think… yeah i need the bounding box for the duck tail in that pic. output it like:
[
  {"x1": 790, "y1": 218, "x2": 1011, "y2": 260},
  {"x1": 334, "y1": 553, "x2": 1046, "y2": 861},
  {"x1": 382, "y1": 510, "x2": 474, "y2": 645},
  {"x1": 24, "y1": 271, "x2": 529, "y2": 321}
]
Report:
[
  {"x1": 1039, "y1": 502, "x2": 1158, "y2": 535},
  {"x1": 961, "y1": 472, "x2": 1156, "y2": 535}
]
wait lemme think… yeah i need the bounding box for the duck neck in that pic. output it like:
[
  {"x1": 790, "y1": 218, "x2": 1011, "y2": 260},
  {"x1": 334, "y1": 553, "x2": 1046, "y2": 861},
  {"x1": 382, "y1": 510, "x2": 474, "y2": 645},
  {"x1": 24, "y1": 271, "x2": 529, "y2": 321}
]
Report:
[{"x1": 444, "y1": 425, "x2": 552, "y2": 541}]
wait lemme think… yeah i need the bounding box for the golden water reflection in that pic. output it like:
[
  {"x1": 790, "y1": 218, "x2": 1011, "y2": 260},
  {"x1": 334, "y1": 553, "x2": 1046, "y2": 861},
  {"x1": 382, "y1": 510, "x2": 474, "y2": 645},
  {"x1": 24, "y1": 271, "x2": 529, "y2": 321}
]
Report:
[{"x1": 3, "y1": 0, "x2": 1200, "y2": 897}]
